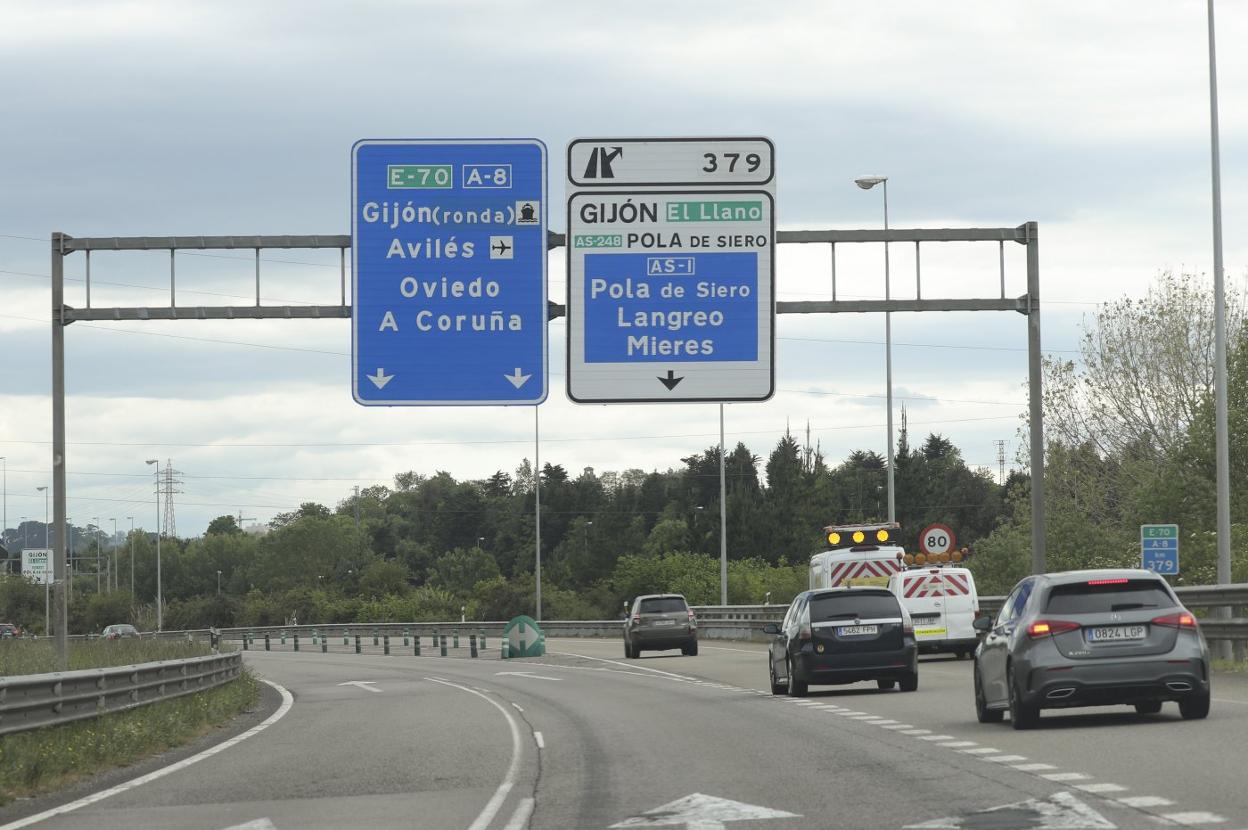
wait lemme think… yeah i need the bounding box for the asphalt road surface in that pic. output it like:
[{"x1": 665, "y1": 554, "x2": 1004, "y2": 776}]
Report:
[{"x1": 4, "y1": 638, "x2": 1246, "y2": 830}]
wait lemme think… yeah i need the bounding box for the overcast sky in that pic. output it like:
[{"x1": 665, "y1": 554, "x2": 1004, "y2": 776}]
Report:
[{"x1": 2, "y1": 1, "x2": 1245, "y2": 538}]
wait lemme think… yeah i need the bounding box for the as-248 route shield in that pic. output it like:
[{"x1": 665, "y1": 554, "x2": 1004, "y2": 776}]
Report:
[{"x1": 351, "y1": 139, "x2": 547, "y2": 405}]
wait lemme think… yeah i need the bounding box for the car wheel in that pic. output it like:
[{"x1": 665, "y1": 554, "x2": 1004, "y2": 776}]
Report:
[
  {"x1": 769, "y1": 660, "x2": 786, "y2": 695},
  {"x1": 877, "y1": 679, "x2": 896, "y2": 691},
  {"x1": 786, "y1": 657, "x2": 808, "y2": 697},
  {"x1": 625, "y1": 639, "x2": 638, "y2": 659},
  {"x1": 682, "y1": 641, "x2": 698, "y2": 657},
  {"x1": 1179, "y1": 689, "x2": 1211, "y2": 720},
  {"x1": 975, "y1": 662, "x2": 1004, "y2": 723},
  {"x1": 1008, "y1": 665, "x2": 1039, "y2": 730},
  {"x1": 1134, "y1": 701, "x2": 1163, "y2": 715},
  {"x1": 899, "y1": 672, "x2": 918, "y2": 692}
]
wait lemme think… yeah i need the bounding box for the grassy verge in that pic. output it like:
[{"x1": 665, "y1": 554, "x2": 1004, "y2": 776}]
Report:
[
  {"x1": 0, "y1": 639, "x2": 224, "y2": 676},
  {"x1": 1212, "y1": 658, "x2": 1248, "y2": 673},
  {"x1": 0, "y1": 670, "x2": 260, "y2": 806}
]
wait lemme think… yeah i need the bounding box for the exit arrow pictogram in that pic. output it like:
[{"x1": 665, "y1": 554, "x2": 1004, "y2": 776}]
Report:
[{"x1": 658, "y1": 370, "x2": 684, "y2": 390}]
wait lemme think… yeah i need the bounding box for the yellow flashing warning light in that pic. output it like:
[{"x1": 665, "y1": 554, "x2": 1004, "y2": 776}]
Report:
[
  {"x1": 852, "y1": 530, "x2": 866, "y2": 544},
  {"x1": 951, "y1": 550, "x2": 963, "y2": 563},
  {"x1": 914, "y1": 553, "x2": 928, "y2": 565},
  {"x1": 903, "y1": 553, "x2": 915, "y2": 566},
  {"x1": 827, "y1": 531, "x2": 842, "y2": 546},
  {"x1": 876, "y1": 529, "x2": 890, "y2": 543}
]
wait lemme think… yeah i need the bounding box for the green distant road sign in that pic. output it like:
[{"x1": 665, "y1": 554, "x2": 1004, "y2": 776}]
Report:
[{"x1": 503, "y1": 615, "x2": 545, "y2": 658}]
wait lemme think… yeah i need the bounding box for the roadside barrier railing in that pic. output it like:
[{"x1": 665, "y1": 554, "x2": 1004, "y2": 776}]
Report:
[{"x1": 0, "y1": 651, "x2": 242, "y2": 737}]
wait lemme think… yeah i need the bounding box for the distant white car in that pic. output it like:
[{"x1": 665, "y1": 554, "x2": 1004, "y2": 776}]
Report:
[{"x1": 102, "y1": 624, "x2": 141, "y2": 640}]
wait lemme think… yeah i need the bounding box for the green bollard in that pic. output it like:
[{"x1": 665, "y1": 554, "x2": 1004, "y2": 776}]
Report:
[
  {"x1": 433, "y1": 631, "x2": 439, "y2": 648},
  {"x1": 243, "y1": 633, "x2": 249, "y2": 651},
  {"x1": 312, "y1": 629, "x2": 318, "y2": 645},
  {"x1": 373, "y1": 628, "x2": 378, "y2": 646},
  {"x1": 294, "y1": 633, "x2": 299, "y2": 651},
  {"x1": 501, "y1": 637, "x2": 509, "y2": 659},
  {"x1": 355, "y1": 634, "x2": 361, "y2": 654},
  {"x1": 281, "y1": 630, "x2": 287, "y2": 645},
  {"x1": 384, "y1": 634, "x2": 390, "y2": 655},
  {"x1": 414, "y1": 635, "x2": 421, "y2": 656},
  {"x1": 453, "y1": 631, "x2": 460, "y2": 649},
  {"x1": 403, "y1": 628, "x2": 409, "y2": 646},
  {"x1": 343, "y1": 629, "x2": 349, "y2": 646},
  {"x1": 470, "y1": 634, "x2": 478, "y2": 658},
  {"x1": 440, "y1": 636, "x2": 448, "y2": 657},
  {"x1": 265, "y1": 633, "x2": 271, "y2": 651},
  {"x1": 480, "y1": 629, "x2": 487, "y2": 650},
  {"x1": 321, "y1": 635, "x2": 328, "y2": 653}
]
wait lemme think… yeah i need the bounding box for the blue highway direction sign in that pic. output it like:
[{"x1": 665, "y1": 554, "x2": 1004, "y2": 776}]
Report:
[
  {"x1": 1140, "y1": 523, "x2": 1179, "y2": 575},
  {"x1": 352, "y1": 139, "x2": 547, "y2": 405},
  {"x1": 566, "y1": 137, "x2": 775, "y2": 403}
]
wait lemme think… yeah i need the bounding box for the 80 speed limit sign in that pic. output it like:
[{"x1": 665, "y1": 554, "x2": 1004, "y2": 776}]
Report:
[{"x1": 919, "y1": 523, "x2": 956, "y2": 556}]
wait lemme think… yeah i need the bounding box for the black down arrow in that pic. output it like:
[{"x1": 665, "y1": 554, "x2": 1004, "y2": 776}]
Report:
[{"x1": 658, "y1": 370, "x2": 684, "y2": 390}]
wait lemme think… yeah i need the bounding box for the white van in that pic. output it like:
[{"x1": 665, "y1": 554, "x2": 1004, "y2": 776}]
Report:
[{"x1": 887, "y1": 566, "x2": 980, "y2": 658}]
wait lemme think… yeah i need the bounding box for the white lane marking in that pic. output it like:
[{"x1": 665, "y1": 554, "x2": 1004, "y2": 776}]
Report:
[
  {"x1": 983, "y1": 755, "x2": 1028, "y2": 763},
  {"x1": 221, "y1": 821, "x2": 277, "y2": 830},
  {"x1": 547, "y1": 650, "x2": 698, "y2": 682},
  {"x1": 427, "y1": 678, "x2": 525, "y2": 830},
  {"x1": 1117, "y1": 796, "x2": 1175, "y2": 808},
  {"x1": 0, "y1": 679, "x2": 294, "y2": 830},
  {"x1": 1160, "y1": 813, "x2": 1228, "y2": 826},
  {"x1": 337, "y1": 680, "x2": 381, "y2": 693},
  {"x1": 872, "y1": 719, "x2": 900, "y2": 725},
  {"x1": 496, "y1": 671, "x2": 562, "y2": 681},
  {"x1": 1042, "y1": 772, "x2": 1090, "y2": 782},
  {"x1": 961, "y1": 747, "x2": 1001, "y2": 755},
  {"x1": 702, "y1": 645, "x2": 767, "y2": 654},
  {"x1": 851, "y1": 715, "x2": 883, "y2": 720},
  {"x1": 882, "y1": 723, "x2": 914, "y2": 729},
  {"x1": 534, "y1": 731, "x2": 545, "y2": 749},
  {"x1": 1074, "y1": 783, "x2": 1127, "y2": 794},
  {"x1": 901, "y1": 729, "x2": 932, "y2": 735},
  {"x1": 1011, "y1": 763, "x2": 1057, "y2": 772},
  {"x1": 511, "y1": 703, "x2": 525, "y2": 713},
  {"x1": 938, "y1": 741, "x2": 978, "y2": 748},
  {"x1": 918, "y1": 734, "x2": 957, "y2": 741},
  {"x1": 610, "y1": 793, "x2": 800, "y2": 828},
  {"x1": 502, "y1": 797, "x2": 535, "y2": 830}
]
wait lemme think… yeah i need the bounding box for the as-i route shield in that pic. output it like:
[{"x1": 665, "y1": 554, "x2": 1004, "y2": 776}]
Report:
[
  {"x1": 352, "y1": 139, "x2": 547, "y2": 405},
  {"x1": 566, "y1": 137, "x2": 775, "y2": 403}
]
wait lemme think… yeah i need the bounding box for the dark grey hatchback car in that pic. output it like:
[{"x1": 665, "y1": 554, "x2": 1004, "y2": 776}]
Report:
[
  {"x1": 973, "y1": 569, "x2": 1210, "y2": 729},
  {"x1": 624, "y1": 594, "x2": 698, "y2": 658},
  {"x1": 765, "y1": 588, "x2": 918, "y2": 697}
]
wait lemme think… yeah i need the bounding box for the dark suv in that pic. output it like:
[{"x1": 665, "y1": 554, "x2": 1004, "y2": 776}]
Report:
[
  {"x1": 766, "y1": 588, "x2": 918, "y2": 696},
  {"x1": 624, "y1": 594, "x2": 698, "y2": 658}
]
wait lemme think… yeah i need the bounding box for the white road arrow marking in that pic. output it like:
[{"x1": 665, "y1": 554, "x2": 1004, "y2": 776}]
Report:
[
  {"x1": 495, "y1": 671, "x2": 561, "y2": 681},
  {"x1": 609, "y1": 793, "x2": 800, "y2": 829},
  {"x1": 337, "y1": 680, "x2": 381, "y2": 693},
  {"x1": 904, "y1": 792, "x2": 1114, "y2": 829},
  {"x1": 221, "y1": 821, "x2": 277, "y2": 830},
  {"x1": 367, "y1": 368, "x2": 393, "y2": 389},
  {"x1": 505, "y1": 367, "x2": 531, "y2": 389}
]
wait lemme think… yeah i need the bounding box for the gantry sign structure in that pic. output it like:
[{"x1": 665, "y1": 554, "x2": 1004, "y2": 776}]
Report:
[{"x1": 47, "y1": 199, "x2": 1042, "y2": 671}]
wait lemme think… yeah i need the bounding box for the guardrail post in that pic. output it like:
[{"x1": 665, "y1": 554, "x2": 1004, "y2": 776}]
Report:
[
  {"x1": 403, "y1": 628, "x2": 409, "y2": 646},
  {"x1": 372, "y1": 628, "x2": 378, "y2": 646},
  {"x1": 470, "y1": 634, "x2": 478, "y2": 658},
  {"x1": 354, "y1": 634, "x2": 361, "y2": 654},
  {"x1": 383, "y1": 634, "x2": 390, "y2": 655},
  {"x1": 414, "y1": 635, "x2": 421, "y2": 656},
  {"x1": 480, "y1": 629, "x2": 486, "y2": 650},
  {"x1": 264, "y1": 633, "x2": 271, "y2": 651},
  {"x1": 440, "y1": 635, "x2": 448, "y2": 657},
  {"x1": 501, "y1": 637, "x2": 509, "y2": 659},
  {"x1": 321, "y1": 634, "x2": 328, "y2": 653},
  {"x1": 280, "y1": 630, "x2": 286, "y2": 646},
  {"x1": 433, "y1": 630, "x2": 439, "y2": 649},
  {"x1": 293, "y1": 633, "x2": 299, "y2": 652},
  {"x1": 453, "y1": 630, "x2": 460, "y2": 649},
  {"x1": 343, "y1": 629, "x2": 349, "y2": 645},
  {"x1": 242, "y1": 632, "x2": 249, "y2": 650},
  {"x1": 312, "y1": 629, "x2": 318, "y2": 645}
]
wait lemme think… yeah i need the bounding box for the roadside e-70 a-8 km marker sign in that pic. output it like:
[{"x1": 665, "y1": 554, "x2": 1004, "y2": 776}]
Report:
[
  {"x1": 351, "y1": 138, "x2": 548, "y2": 406},
  {"x1": 566, "y1": 137, "x2": 775, "y2": 403}
]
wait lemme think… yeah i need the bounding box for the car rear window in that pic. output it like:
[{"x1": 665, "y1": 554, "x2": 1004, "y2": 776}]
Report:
[
  {"x1": 1044, "y1": 579, "x2": 1174, "y2": 614},
  {"x1": 809, "y1": 592, "x2": 899, "y2": 621},
  {"x1": 640, "y1": 597, "x2": 687, "y2": 614}
]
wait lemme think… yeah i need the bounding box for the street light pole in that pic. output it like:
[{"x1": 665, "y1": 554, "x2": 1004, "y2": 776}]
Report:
[
  {"x1": 127, "y1": 516, "x2": 134, "y2": 601},
  {"x1": 217, "y1": 570, "x2": 222, "y2": 596},
  {"x1": 146, "y1": 459, "x2": 162, "y2": 631},
  {"x1": 110, "y1": 518, "x2": 117, "y2": 591},
  {"x1": 37, "y1": 487, "x2": 49, "y2": 634},
  {"x1": 855, "y1": 176, "x2": 896, "y2": 523},
  {"x1": 1206, "y1": 0, "x2": 1232, "y2": 661},
  {"x1": 92, "y1": 516, "x2": 100, "y2": 593}
]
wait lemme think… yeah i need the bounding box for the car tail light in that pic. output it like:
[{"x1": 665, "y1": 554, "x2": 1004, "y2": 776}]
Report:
[
  {"x1": 1027, "y1": 620, "x2": 1080, "y2": 638},
  {"x1": 631, "y1": 614, "x2": 640, "y2": 624},
  {"x1": 1152, "y1": 612, "x2": 1197, "y2": 629},
  {"x1": 1086, "y1": 578, "x2": 1129, "y2": 585},
  {"x1": 902, "y1": 618, "x2": 914, "y2": 635},
  {"x1": 799, "y1": 623, "x2": 812, "y2": 641}
]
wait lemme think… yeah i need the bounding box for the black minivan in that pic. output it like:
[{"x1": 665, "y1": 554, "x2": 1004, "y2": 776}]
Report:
[{"x1": 765, "y1": 588, "x2": 918, "y2": 696}]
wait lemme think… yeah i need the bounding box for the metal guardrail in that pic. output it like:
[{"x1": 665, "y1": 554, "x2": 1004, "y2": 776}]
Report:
[{"x1": 0, "y1": 652, "x2": 242, "y2": 736}]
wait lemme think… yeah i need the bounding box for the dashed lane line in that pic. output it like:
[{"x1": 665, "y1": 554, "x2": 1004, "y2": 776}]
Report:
[
  {"x1": 1042, "y1": 772, "x2": 1091, "y2": 782},
  {"x1": 502, "y1": 798, "x2": 535, "y2": 830},
  {"x1": 1075, "y1": 783, "x2": 1128, "y2": 794},
  {"x1": 1160, "y1": 812, "x2": 1229, "y2": 826},
  {"x1": 1117, "y1": 796, "x2": 1175, "y2": 809},
  {"x1": 983, "y1": 755, "x2": 1028, "y2": 763},
  {"x1": 960, "y1": 747, "x2": 1001, "y2": 755},
  {"x1": 1010, "y1": 763, "x2": 1057, "y2": 772},
  {"x1": 534, "y1": 731, "x2": 545, "y2": 750}
]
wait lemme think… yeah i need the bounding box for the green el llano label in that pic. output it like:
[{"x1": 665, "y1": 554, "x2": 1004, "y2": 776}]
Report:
[
  {"x1": 387, "y1": 165, "x2": 452, "y2": 189},
  {"x1": 665, "y1": 200, "x2": 764, "y2": 222},
  {"x1": 573, "y1": 234, "x2": 623, "y2": 248}
]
